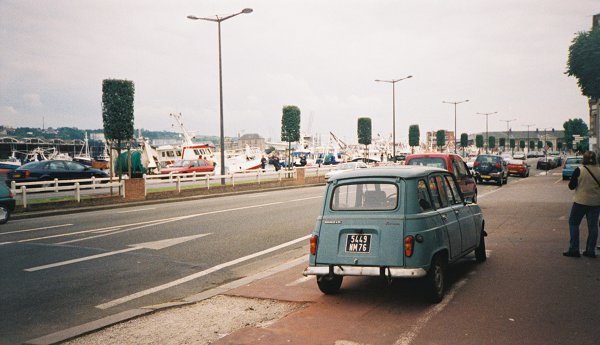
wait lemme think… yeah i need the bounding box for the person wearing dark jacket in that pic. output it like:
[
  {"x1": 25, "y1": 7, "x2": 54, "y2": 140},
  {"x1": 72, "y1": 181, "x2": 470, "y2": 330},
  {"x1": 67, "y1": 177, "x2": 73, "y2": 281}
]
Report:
[{"x1": 564, "y1": 151, "x2": 600, "y2": 258}]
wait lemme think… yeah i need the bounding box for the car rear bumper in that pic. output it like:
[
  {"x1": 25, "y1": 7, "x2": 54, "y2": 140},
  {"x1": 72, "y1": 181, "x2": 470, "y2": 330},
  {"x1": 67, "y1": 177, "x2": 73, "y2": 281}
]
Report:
[{"x1": 303, "y1": 265, "x2": 426, "y2": 278}]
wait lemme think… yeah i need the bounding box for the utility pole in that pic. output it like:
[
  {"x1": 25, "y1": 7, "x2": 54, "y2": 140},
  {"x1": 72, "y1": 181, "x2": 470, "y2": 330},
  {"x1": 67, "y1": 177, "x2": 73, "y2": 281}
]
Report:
[
  {"x1": 523, "y1": 124, "x2": 535, "y2": 156},
  {"x1": 500, "y1": 118, "x2": 517, "y2": 153},
  {"x1": 477, "y1": 112, "x2": 497, "y2": 154},
  {"x1": 443, "y1": 99, "x2": 469, "y2": 153}
]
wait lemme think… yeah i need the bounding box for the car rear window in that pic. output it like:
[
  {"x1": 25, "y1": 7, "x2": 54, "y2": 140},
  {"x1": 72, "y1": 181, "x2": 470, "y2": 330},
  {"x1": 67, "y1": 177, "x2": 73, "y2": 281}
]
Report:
[
  {"x1": 331, "y1": 182, "x2": 398, "y2": 211},
  {"x1": 476, "y1": 155, "x2": 499, "y2": 163},
  {"x1": 406, "y1": 157, "x2": 447, "y2": 170},
  {"x1": 566, "y1": 158, "x2": 582, "y2": 164}
]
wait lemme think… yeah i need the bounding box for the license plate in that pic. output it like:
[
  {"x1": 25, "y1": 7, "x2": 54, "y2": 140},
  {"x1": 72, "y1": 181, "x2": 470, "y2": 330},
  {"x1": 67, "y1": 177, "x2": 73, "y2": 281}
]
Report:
[
  {"x1": 480, "y1": 175, "x2": 491, "y2": 179},
  {"x1": 345, "y1": 234, "x2": 371, "y2": 253},
  {"x1": 509, "y1": 170, "x2": 518, "y2": 173}
]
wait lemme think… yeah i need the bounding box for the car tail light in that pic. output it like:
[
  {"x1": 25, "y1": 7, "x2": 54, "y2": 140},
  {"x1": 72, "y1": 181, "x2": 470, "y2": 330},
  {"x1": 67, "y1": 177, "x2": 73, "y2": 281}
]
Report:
[
  {"x1": 404, "y1": 235, "x2": 415, "y2": 257},
  {"x1": 495, "y1": 163, "x2": 501, "y2": 169},
  {"x1": 24, "y1": 170, "x2": 30, "y2": 178},
  {"x1": 473, "y1": 161, "x2": 479, "y2": 166},
  {"x1": 310, "y1": 235, "x2": 318, "y2": 255}
]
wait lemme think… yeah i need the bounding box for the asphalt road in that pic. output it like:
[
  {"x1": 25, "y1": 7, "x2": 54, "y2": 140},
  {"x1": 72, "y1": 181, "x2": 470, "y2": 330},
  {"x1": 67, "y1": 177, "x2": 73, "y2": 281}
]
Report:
[
  {"x1": 0, "y1": 186, "x2": 324, "y2": 345},
  {"x1": 0, "y1": 161, "x2": 566, "y2": 344}
]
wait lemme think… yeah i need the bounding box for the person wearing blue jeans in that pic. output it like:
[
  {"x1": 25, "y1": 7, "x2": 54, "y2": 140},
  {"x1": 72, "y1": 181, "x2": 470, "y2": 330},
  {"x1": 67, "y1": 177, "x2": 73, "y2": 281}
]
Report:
[{"x1": 564, "y1": 151, "x2": 600, "y2": 258}]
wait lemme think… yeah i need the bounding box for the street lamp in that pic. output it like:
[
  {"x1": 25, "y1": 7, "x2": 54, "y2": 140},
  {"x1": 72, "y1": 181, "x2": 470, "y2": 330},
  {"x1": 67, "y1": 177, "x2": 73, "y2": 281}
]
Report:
[
  {"x1": 443, "y1": 99, "x2": 469, "y2": 153},
  {"x1": 477, "y1": 112, "x2": 497, "y2": 153},
  {"x1": 375, "y1": 75, "x2": 412, "y2": 161},
  {"x1": 523, "y1": 124, "x2": 535, "y2": 156},
  {"x1": 500, "y1": 118, "x2": 517, "y2": 153},
  {"x1": 187, "y1": 8, "x2": 253, "y2": 181}
]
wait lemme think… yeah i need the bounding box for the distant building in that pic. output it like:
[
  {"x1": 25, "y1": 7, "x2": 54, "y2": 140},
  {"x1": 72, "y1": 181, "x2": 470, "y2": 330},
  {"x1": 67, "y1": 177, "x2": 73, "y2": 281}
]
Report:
[
  {"x1": 426, "y1": 130, "x2": 455, "y2": 151},
  {"x1": 238, "y1": 133, "x2": 265, "y2": 150},
  {"x1": 587, "y1": 13, "x2": 600, "y2": 151}
]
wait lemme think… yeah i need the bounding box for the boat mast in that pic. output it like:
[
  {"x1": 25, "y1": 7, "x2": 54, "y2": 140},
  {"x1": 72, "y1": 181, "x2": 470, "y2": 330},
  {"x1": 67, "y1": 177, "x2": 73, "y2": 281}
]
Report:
[{"x1": 170, "y1": 113, "x2": 195, "y2": 146}]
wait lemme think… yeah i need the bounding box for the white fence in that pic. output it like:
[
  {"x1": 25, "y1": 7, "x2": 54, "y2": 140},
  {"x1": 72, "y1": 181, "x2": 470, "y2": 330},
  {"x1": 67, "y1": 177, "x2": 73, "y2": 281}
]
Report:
[
  {"x1": 10, "y1": 177, "x2": 124, "y2": 208},
  {"x1": 8, "y1": 166, "x2": 338, "y2": 207},
  {"x1": 142, "y1": 166, "x2": 336, "y2": 195}
]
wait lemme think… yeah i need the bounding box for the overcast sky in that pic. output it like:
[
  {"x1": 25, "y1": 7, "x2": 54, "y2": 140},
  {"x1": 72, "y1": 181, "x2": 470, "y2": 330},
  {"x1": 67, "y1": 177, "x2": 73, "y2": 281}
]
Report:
[{"x1": 1, "y1": 1, "x2": 597, "y2": 144}]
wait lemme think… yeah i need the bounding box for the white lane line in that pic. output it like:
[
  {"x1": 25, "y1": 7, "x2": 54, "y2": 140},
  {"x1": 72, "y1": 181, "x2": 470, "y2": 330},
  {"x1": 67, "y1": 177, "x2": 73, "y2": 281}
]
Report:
[
  {"x1": 474, "y1": 188, "x2": 502, "y2": 200},
  {"x1": 95, "y1": 234, "x2": 311, "y2": 310},
  {"x1": 393, "y1": 279, "x2": 468, "y2": 345},
  {"x1": 0, "y1": 224, "x2": 73, "y2": 236},
  {"x1": 117, "y1": 207, "x2": 156, "y2": 214},
  {"x1": 286, "y1": 276, "x2": 313, "y2": 287},
  {"x1": 26, "y1": 233, "x2": 211, "y2": 272}
]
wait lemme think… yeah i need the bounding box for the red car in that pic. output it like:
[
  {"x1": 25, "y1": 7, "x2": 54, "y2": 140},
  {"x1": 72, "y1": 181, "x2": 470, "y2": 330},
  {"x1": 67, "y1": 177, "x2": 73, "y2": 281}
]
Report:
[
  {"x1": 506, "y1": 159, "x2": 529, "y2": 177},
  {"x1": 405, "y1": 153, "x2": 478, "y2": 202},
  {"x1": 160, "y1": 159, "x2": 215, "y2": 175}
]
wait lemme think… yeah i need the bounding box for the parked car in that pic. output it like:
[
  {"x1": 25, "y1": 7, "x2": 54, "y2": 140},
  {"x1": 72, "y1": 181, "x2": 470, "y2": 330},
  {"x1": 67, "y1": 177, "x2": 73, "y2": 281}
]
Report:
[
  {"x1": 562, "y1": 156, "x2": 583, "y2": 180},
  {"x1": 473, "y1": 154, "x2": 508, "y2": 186},
  {"x1": 303, "y1": 166, "x2": 486, "y2": 303},
  {"x1": 160, "y1": 159, "x2": 215, "y2": 175},
  {"x1": 513, "y1": 152, "x2": 526, "y2": 160},
  {"x1": 506, "y1": 159, "x2": 530, "y2": 177},
  {"x1": 325, "y1": 161, "x2": 368, "y2": 180},
  {"x1": 7, "y1": 160, "x2": 109, "y2": 185},
  {"x1": 536, "y1": 156, "x2": 557, "y2": 170},
  {"x1": 405, "y1": 153, "x2": 478, "y2": 202},
  {"x1": 0, "y1": 177, "x2": 16, "y2": 224}
]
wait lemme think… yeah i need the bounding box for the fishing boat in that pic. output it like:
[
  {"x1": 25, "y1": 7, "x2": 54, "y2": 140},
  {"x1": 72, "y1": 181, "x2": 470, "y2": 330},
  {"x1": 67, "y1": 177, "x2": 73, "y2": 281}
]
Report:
[{"x1": 73, "y1": 132, "x2": 93, "y2": 166}]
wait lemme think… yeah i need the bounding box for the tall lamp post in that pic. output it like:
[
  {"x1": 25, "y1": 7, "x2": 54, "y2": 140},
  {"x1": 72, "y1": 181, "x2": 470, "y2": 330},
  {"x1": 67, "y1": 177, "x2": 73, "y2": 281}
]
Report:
[
  {"x1": 443, "y1": 99, "x2": 469, "y2": 153},
  {"x1": 477, "y1": 111, "x2": 497, "y2": 153},
  {"x1": 523, "y1": 123, "x2": 535, "y2": 156},
  {"x1": 375, "y1": 75, "x2": 412, "y2": 161},
  {"x1": 187, "y1": 8, "x2": 253, "y2": 181},
  {"x1": 500, "y1": 118, "x2": 517, "y2": 153}
]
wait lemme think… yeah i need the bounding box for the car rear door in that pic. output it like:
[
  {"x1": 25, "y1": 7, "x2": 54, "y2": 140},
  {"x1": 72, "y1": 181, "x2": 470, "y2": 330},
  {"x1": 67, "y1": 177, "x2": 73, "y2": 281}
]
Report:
[
  {"x1": 429, "y1": 174, "x2": 462, "y2": 260},
  {"x1": 315, "y1": 178, "x2": 405, "y2": 267},
  {"x1": 443, "y1": 174, "x2": 477, "y2": 253}
]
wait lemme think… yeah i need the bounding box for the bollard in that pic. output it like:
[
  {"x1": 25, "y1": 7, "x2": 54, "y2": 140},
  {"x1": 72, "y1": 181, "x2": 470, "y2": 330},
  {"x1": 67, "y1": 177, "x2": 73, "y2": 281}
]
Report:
[
  {"x1": 176, "y1": 176, "x2": 181, "y2": 193},
  {"x1": 75, "y1": 182, "x2": 81, "y2": 202},
  {"x1": 91, "y1": 176, "x2": 96, "y2": 190},
  {"x1": 21, "y1": 186, "x2": 27, "y2": 209}
]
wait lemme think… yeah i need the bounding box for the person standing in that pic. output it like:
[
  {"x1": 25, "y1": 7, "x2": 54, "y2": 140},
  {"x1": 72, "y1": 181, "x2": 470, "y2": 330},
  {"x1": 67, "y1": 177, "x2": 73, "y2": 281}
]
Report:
[
  {"x1": 260, "y1": 155, "x2": 267, "y2": 170},
  {"x1": 564, "y1": 151, "x2": 600, "y2": 258}
]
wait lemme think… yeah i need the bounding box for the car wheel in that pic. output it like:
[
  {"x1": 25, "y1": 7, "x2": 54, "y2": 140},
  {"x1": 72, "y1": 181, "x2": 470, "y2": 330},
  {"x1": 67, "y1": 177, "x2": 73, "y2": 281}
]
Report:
[
  {"x1": 317, "y1": 274, "x2": 343, "y2": 294},
  {"x1": 562, "y1": 175, "x2": 568, "y2": 180},
  {"x1": 425, "y1": 254, "x2": 446, "y2": 303},
  {"x1": 0, "y1": 205, "x2": 10, "y2": 224},
  {"x1": 475, "y1": 229, "x2": 487, "y2": 262},
  {"x1": 497, "y1": 177, "x2": 502, "y2": 186},
  {"x1": 503, "y1": 174, "x2": 508, "y2": 184},
  {"x1": 472, "y1": 192, "x2": 477, "y2": 203}
]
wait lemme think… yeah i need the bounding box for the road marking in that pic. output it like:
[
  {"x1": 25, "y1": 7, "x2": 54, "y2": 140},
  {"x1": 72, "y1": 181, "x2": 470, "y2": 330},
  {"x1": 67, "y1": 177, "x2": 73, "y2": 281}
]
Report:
[
  {"x1": 475, "y1": 188, "x2": 502, "y2": 199},
  {"x1": 117, "y1": 207, "x2": 156, "y2": 214},
  {"x1": 95, "y1": 234, "x2": 311, "y2": 310},
  {"x1": 286, "y1": 276, "x2": 313, "y2": 287},
  {"x1": 0, "y1": 224, "x2": 73, "y2": 236},
  {"x1": 25, "y1": 233, "x2": 211, "y2": 272},
  {"x1": 393, "y1": 279, "x2": 468, "y2": 345}
]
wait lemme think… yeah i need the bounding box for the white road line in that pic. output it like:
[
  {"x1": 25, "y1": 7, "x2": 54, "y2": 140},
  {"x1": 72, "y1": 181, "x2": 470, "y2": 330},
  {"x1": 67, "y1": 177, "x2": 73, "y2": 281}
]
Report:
[
  {"x1": 393, "y1": 279, "x2": 468, "y2": 345},
  {"x1": 0, "y1": 224, "x2": 73, "y2": 236},
  {"x1": 286, "y1": 276, "x2": 313, "y2": 287},
  {"x1": 117, "y1": 207, "x2": 156, "y2": 214},
  {"x1": 26, "y1": 233, "x2": 211, "y2": 272},
  {"x1": 95, "y1": 234, "x2": 311, "y2": 310}
]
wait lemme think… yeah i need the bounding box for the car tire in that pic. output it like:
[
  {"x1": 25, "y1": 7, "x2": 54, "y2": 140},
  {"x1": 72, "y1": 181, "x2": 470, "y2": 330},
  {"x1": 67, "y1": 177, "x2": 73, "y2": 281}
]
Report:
[
  {"x1": 475, "y1": 229, "x2": 487, "y2": 262},
  {"x1": 497, "y1": 177, "x2": 502, "y2": 186},
  {"x1": 425, "y1": 254, "x2": 446, "y2": 303},
  {"x1": 0, "y1": 205, "x2": 10, "y2": 224},
  {"x1": 317, "y1": 274, "x2": 343, "y2": 294},
  {"x1": 503, "y1": 174, "x2": 508, "y2": 184},
  {"x1": 472, "y1": 192, "x2": 477, "y2": 203}
]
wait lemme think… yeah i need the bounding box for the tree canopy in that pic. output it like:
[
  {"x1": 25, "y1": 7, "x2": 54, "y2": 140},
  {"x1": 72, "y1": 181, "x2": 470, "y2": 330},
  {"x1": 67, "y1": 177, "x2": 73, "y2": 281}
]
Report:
[
  {"x1": 436, "y1": 130, "x2": 445, "y2": 149},
  {"x1": 489, "y1": 136, "x2": 496, "y2": 150},
  {"x1": 475, "y1": 135, "x2": 483, "y2": 149},
  {"x1": 566, "y1": 27, "x2": 600, "y2": 99},
  {"x1": 357, "y1": 117, "x2": 372, "y2": 146},
  {"x1": 281, "y1": 105, "x2": 301, "y2": 143},
  {"x1": 460, "y1": 133, "x2": 468, "y2": 148},
  {"x1": 409, "y1": 125, "x2": 420, "y2": 148},
  {"x1": 102, "y1": 79, "x2": 135, "y2": 145},
  {"x1": 563, "y1": 118, "x2": 589, "y2": 150}
]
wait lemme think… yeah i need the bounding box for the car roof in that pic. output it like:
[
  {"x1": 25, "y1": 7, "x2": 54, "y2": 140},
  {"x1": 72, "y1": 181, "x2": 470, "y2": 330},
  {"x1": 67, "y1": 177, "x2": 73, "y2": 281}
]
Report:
[
  {"x1": 328, "y1": 166, "x2": 447, "y2": 181},
  {"x1": 406, "y1": 153, "x2": 458, "y2": 159}
]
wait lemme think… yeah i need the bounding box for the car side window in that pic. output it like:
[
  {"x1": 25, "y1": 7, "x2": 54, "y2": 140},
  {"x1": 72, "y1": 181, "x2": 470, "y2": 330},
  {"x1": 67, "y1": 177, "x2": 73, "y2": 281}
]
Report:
[
  {"x1": 455, "y1": 159, "x2": 468, "y2": 177},
  {"x1": 434, "y1": 175, "x2": 451, "y2": 207},
  {"x1": 444, "y1": 175, "x2": 463, "y2": 204},
  {"x1": 47, "y1": 161, "x2": 65, "y2": 170},
  {"x1": 417, "y1": 179, "x2": 433, "y2": 212},
  {"x1": 65, "y1": 161, "x2": 85, "y2": 171},
  {"x1": 428, "y1": 177, "x2": 442, "y2": 209}
]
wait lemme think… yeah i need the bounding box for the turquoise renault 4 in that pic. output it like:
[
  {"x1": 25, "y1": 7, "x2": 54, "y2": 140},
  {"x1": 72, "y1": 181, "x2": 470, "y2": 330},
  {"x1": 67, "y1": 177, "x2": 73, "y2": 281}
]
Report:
[{"x1": 303, "y1": 166, "x2": 486, "y2": 303}]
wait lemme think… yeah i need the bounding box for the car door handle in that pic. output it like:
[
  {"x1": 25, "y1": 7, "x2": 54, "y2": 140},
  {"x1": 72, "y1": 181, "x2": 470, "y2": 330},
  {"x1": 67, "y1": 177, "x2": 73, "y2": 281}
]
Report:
[{"x1": 440, "y1": 214, "x2": 448, "y2": 221}]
